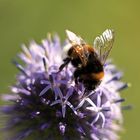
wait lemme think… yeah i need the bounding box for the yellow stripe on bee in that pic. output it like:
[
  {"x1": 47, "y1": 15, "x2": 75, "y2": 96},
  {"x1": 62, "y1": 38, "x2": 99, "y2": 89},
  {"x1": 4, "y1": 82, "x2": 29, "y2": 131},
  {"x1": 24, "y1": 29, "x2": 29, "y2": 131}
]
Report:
[
  {"x1": 92, "y1": 72, "x2": 104, "y2": 80},
  {"x1": 80, "y1": 71, "x2": 104, "y2": 81}
]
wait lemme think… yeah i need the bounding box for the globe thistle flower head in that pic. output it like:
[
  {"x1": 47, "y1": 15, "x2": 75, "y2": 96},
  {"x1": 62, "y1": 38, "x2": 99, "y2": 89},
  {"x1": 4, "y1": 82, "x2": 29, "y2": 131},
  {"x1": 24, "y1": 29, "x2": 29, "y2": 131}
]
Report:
[{"x1": 1, "y1": 30, "x2": 129, "y2": 140}]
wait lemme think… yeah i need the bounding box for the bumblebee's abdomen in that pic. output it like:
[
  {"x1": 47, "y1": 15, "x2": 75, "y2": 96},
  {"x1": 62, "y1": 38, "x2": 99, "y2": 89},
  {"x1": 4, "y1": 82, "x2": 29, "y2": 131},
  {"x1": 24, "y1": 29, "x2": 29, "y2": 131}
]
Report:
[{"x1": 80, "y1": 71, "x2": 104, "y2": 90}]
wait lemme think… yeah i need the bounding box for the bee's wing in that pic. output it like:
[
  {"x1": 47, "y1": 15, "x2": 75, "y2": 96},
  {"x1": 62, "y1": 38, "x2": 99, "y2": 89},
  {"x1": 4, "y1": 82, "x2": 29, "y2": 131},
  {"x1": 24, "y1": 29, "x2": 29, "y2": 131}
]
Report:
[
  {"x1": 66, "y1": 30, "x2": 86, "y2": 45},
  {"x1": 93, "y1": 29, "x2": 115, "y2": 64}
]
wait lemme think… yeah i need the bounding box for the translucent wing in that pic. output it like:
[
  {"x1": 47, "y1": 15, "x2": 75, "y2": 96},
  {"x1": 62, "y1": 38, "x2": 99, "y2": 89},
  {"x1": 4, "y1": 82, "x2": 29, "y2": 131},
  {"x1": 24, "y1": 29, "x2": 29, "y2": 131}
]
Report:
[
  {"x1": 65, "y1": 30, "x2": 88, "y2": 66},
  {"x1": 66, "y1": 30, "x2": 86, "y2": 45},
  {"x1": 93, "y1": 29, "x2": 115, "y2": 64}
]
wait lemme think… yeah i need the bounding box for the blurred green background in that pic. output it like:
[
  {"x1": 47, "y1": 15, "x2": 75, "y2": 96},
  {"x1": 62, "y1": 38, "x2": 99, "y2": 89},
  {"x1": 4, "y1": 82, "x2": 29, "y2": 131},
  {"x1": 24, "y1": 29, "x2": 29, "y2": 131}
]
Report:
[{"x1": 0, "y1": 0, "x2": 139, "y2": 139}]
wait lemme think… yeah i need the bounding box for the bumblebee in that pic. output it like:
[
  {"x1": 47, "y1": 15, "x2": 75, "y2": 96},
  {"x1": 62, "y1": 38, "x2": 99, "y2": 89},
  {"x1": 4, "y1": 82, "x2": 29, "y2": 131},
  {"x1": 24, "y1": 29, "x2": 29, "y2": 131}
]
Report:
[{"x1": 59, "y1": 29, "x2": 115, "y2": 90}]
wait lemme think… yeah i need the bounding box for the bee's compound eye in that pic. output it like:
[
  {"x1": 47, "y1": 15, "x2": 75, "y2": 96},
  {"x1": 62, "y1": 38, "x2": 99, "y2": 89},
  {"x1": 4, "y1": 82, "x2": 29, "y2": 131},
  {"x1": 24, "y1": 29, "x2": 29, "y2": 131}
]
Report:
[{"x1": 67, "y1": 47, "x2": 73, "y2": 56}]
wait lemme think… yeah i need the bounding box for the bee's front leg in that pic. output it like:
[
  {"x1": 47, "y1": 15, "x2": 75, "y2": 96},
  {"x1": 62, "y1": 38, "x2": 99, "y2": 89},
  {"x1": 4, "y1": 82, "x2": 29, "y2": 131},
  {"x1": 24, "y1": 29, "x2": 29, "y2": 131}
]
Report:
[{"x1": 58, "y1": 57, "x2": 71, "y2": 72}]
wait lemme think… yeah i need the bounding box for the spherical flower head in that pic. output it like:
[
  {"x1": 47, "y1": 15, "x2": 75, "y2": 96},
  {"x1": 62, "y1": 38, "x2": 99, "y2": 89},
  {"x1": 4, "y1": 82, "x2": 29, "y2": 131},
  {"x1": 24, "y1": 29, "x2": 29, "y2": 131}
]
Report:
[{"x1": 1, "y1": 30, "x2": 129, "y2": 140}]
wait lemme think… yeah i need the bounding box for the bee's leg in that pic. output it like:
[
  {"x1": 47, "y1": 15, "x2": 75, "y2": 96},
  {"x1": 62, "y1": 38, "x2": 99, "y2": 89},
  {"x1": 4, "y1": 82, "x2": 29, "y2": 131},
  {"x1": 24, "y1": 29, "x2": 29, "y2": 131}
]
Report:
[
  {"x1": 74, "y1": 69, "x2": 82, "y2": 84},
  {"x1": 83, "y1": 88, "x2": 89, "y2": 96},
  {"x1": 58, "y1": 57, "x2": 71, "y2": 72},
  {"x1": 84, "y1": 80, "x2": 97, "y2": 91}
]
